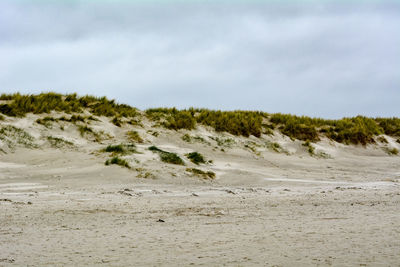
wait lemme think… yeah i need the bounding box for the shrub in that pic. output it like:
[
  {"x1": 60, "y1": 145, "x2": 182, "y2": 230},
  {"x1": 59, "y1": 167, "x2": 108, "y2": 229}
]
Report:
[
  {"x1": 186, "y1": 152, "x2": 206, "y2": 165},
  {"x1": 149, "y1": 146, "x2": 184, "y2": 165},
  {"x1": 126, "y1": 131, "x2": 143, "y2": 143},
  {"x1": 105, "y1": 157, "x2": 130, "y2": 169},
  {"x1": 186, "y1": 168, "x2": 216, "y2": 179}
]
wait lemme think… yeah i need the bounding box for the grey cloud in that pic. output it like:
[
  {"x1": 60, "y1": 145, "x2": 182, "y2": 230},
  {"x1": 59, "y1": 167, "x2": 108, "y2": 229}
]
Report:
[{"x1": 0, "y1": 1, "x2": 399, "y2": 118}]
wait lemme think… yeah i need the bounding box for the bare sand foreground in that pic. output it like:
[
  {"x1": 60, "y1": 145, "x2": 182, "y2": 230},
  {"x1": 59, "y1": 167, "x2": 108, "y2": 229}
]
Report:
[{"x1": 1, "y1": 114, "x2": 400, "y2": 266}]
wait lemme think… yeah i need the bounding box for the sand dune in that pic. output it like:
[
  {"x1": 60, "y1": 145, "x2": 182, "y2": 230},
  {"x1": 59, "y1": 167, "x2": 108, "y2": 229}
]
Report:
[{"x1": 1, "y1": 112, "x2": 399, "y2": 266}]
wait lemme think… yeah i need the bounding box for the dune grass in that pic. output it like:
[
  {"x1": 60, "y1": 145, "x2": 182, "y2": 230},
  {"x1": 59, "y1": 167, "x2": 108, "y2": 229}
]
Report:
[
  {"x1": 186, "y1": 168, "x2": 216, "y2": 179},
  {"x1": 105, "y1": 156, "x2": 130, "y2": 169},
  {"x1": 47, "y1": 136, "x2": 74, "y2": 148},
  {"x1": 0, "y1": 92, "x2": 137, "y2": 118},
  {"x1": 186, "y1": 152, "x2": 206, "y2": 165},
  {"x1": 0, "y1": 125, "x2": 36, "y2": 148},
  {"x1": 1, "y1": 93, "x2": 400, "y2": 145},
  {"x1": 149, "y1": 146, "x2": 184, "y2": 165},
  {"x1": 126, "y1": 131, "x2": 144, "y2": 143},
  {"x1": 102, "y1": 143, "x2": 138, "y2": 155}
]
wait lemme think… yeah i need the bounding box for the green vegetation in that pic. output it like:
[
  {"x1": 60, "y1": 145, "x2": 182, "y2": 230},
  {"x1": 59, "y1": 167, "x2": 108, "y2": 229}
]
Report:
[
  {"x1": 385, "y1": 147, "x2": 399, "y2": 156},
  {"x1": 126, "y1": 131, "x2": 144, "y2": 143},
  {"x1": 0, "y1": 92, "x2": 137, "y2": 118},
  {"x1": 181, "y1": 134, "x2": 210, "y2": 145},
  {"x1": 266, "y1": 142, "x2": 282, "y2": 152},
  {"x1": 145, "y1": 108, "x2": 196, "y2": 130},
  {"x1": 186, "y1": 168, "x2": 216, "y2": 179},
  {"x1": 105, "y1": 157, "x2": 130, "y2": 169},
  {"x1": 0, "y1": 114, "x2": 4, "y2": 120},
  {"x1": 196, "y1": 110, "x2": 263, "y2": 137},
  {"x1": 0, "y1": 125, "x2": 36, "y2": 149},
  {"x1": 303, "y1": 141, "x2": 315, "y2": 155},
  {"x1": 136, "y1": 170, "x2": 155, "y2": 179},
  {"x1": 376, "y1": 118, "x2": 400, "y2": 136},
  {"x1": 1, "y1": 93, "x2": 400, "y2": 146},
  {"x1": 210, "y1": 136, "x2": 235, "y2": 148},
  {"x1": 102, "y1": 143, "x2": 137, "y2": 155},
  {"x1": 111, "y1": 116, "x2": 122, "y2": 127},
  {"x1": 47, "y1": 136, "x2": 74, "y2": 148},
  {"x1": 78, "y1": 125, "x2": 94, "y2": 136},
  {"x1": 181, "y1": 134, "x2": 191, "y2": 142},
  {"x1": 149, "y1": 146, "x2": 184, "y2": 165},
  {"x1": 186, "y1": 152, "x2": 206, "y2": 165},
  {"x1": 36, "y1": 116, "x2": 56, "y2": 128},
  {"x1": 377, "y1": 136, "x2": 388, "y2": 143},
  {"x1": 265, "y1": 141, "x2": 289, "y2": 154}
]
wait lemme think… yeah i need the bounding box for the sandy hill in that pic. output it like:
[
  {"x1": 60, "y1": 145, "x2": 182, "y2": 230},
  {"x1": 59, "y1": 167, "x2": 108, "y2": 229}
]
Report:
[{"x1": 0, "y1": 93, "x2": 399, "y2": 266}]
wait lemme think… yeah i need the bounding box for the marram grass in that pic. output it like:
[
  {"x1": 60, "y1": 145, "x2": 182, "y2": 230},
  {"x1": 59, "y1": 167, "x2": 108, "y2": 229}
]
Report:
[{"x1": 1, "y1": 92, "x2": 399, "y2": 145}]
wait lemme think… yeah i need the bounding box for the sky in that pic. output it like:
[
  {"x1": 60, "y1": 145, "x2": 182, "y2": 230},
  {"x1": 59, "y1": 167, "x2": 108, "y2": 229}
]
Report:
[{"x1": 0, "y1": 0, "x2": 399, "y2": 118}]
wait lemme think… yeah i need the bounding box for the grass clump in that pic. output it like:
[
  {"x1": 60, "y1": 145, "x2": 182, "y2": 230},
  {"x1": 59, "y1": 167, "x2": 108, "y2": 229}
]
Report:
[
  {"x1": 102, "y1": 143, "x2": 137, "y2": 155},
  {"x1": 377, "y1": 136, "x2": 388, "y2": 143},
  {"x1": 181, "y1": 134, "x2": 191, "y2": 142},
  {"x1": 105, "y1": 157, "x2": 130, "y2": 169},
  {"x1": 269, "y1": 142, "x2": 282, "y2": 152},
  {"x1": 0, "y1": 125, "x2": 36, "y2": 148},
  {"x1": 385, "y1": 148, "x2": 399, "y2": 156},
  {"x1": 303, "y1": 141, "x2": 315, "y2": 155},
  {"x1": 146, "y1": 108, "x2": 196, "y2": 130},
  {"x1": 36, "y1": 116, "x2": 56, "y2": 128},
  {"x1": 78, "y1": 125, "x2": 94, "y2": 136},
  {"x1": 126, "y1": 131, "x2": 143, "y2": 143},
  {"x1": 149, "y1": 146, "x2": 184, "y2": 165},
  {"x1": 186, "y1": 152, "x2": 206, "y2": 165},
  {"x1": 181, "y1": 134, "x2": 210, "y2": 145},
  {"x1": 111, "y1": 116, "x2": 122, "y2": 127},
  {"x1": 196, "y1": 110, "x2": 263, "y2": 137},
  {"x1": 210, "y1": 136, "x2": 235, "y2": 148},
  {"x1": 265, "y1": 141, "x2": 288, "y2": 154},
  {"x1": 47, "y1": 136, "x2": 74, "y2": 148},
  {"x1": 186, "y1": 168, "x2": 216, "y2": 179}
]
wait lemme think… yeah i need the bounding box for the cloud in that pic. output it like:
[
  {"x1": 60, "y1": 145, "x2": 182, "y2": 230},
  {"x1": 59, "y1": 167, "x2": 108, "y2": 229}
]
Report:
[{"x1": 0, "y1": 1, "x2": 399, "y2": 118}]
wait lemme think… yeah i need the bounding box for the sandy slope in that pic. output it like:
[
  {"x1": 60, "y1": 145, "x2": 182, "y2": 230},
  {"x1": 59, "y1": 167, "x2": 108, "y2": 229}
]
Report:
[{"x1": 1, "y1": 113, "x2": 400, "y2": 266}]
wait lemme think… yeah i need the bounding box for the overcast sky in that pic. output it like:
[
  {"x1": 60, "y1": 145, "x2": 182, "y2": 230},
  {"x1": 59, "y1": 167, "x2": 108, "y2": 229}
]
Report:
[{"x1": 0, "y1": 0, "x2": 399, "y2": 118}]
